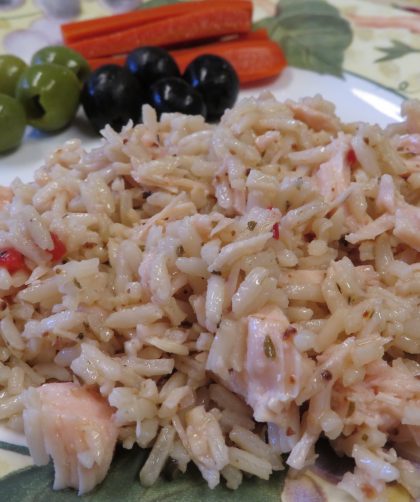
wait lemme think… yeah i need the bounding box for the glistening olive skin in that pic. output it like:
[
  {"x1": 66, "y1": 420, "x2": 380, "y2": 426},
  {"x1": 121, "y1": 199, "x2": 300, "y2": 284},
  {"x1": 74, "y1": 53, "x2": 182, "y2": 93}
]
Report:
[
  {"x1": 149, "y1": 77, "x2": 206, "y2": 118},
  {"x1": 16, "y1": 64, "x2": 81, "y2": 132},
  {"x1": 126, "y1": 46, "x2": 180, "y2": 90},
  {"x1": 183, "y1": 54, "x2": 239, "y2": 122},
  {"x1": 81, "y1": 64, "x2": 145, "y2": 133},
  {"x1": 0, "y1": 94, "x2": 26, "y2": 153},
  {"x1": 0, "y1": 55, "x2": 27, "y2": 97},
  {"x1": 31, "y1": 46, "x2": 91, "y2": 83}
]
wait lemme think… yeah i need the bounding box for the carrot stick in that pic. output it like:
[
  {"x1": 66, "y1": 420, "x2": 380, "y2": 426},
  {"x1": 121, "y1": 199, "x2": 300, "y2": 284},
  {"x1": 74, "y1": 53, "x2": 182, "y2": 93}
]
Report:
[
  {"x1": 172, "y1": 39, "x2": 287, "y2": 83},
  {"x1": 87, "y1": 39, "x2": 287, "y2": 84},
  {"x1": 86, "y1": 29, "x2": 271, "y2": 71},
  {"x1": 68, "y1": 6, "x2": 252, "y2": 59},
  {"x1": 62, "y1": 0, "x2": 252, "y2": 44},
  {"x1": 237, "y1": 28, "x2": 270, "y2": 41}
]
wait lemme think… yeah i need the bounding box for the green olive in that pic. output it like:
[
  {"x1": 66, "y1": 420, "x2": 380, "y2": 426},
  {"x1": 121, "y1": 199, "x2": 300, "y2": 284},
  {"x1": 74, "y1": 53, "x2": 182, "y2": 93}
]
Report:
[
  {"x1": 16, "y1": 64, "x2": 80, "y2": 132},
  {"x1": 0, "y1": 94, "x2": 26, "y2": 153},
  {"x1": 31, "y1": 46, "x2": 90, "y2": 83},
  {"x1": 0, "y1": 55, "x2": 27, "y2": 97}
]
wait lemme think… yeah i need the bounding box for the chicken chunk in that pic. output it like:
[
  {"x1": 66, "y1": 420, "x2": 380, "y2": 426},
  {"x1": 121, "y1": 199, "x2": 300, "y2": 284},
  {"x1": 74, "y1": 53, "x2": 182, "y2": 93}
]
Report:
[
  {"x1": 315, "y1": 136, "x2": 351, "y2": 204},
  {"x1": 394, "y1": 204, "x2": 420, "y2": 252},
  {"x1": 244, "y1": 306, "x2": 314, "y2": 423},
  {"x1": 23, "y1": 382, "x2": 118, "y2": 494}
]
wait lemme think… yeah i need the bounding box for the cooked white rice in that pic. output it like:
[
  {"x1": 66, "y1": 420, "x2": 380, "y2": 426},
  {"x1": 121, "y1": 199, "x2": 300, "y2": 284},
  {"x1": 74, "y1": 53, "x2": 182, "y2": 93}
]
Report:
[{"x1": 0, "y1": 92, "x2": 420, "y2": 499}]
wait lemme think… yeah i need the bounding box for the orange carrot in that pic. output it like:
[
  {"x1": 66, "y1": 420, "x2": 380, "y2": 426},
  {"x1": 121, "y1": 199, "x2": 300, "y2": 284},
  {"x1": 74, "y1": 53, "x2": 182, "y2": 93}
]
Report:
[
  {"x1": 68, "y1": 6, "x2": 252, "y2": 59},
  {"x1": 86, "y1": 29, "x2": 271, "y2": 72},
  {"x1": 87, "y1": 38, "x2": 287, "y2": 84},
  {"x1": 62, "y1": 0, "x2": 252, "y2": 44},
  {"x1": 239, "y1": 28, "x2": 269, "y2": 41},
  {"x1": 172, "y1": 39, "x2": 287, "y2": 83}
]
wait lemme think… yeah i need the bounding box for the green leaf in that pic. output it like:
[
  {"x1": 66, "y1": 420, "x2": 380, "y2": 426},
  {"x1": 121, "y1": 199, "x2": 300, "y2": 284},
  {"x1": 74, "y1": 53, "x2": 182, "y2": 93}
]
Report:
[
  {"x1": 0, "y1": 441, "x2": 30, "y2": 456},
  {"x1": 277, "y1": 0, "x2": 340, "y2": 19},
  {"x1": 0, "y1": 445, "x2": 286, "y2": 502},
  {"x1": 255, "y1": 0, "x2": 353, "y2": 77},
  {"x1": 375, "y1": 39, "x2": 420, "y2": 63}
]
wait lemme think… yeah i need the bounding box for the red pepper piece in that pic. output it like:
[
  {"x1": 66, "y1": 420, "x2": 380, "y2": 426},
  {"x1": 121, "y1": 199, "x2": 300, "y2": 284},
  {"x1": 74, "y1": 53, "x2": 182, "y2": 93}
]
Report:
[
  {"x1": 272, "y1": 222, "x2": 280, "y2": 240},
  {"x1": 0, "y1": 248, "x2": 26, "y2": 274},
  {"x1": 346, "y1": 148, "x2": 357, "y2": 167},
  {"x1": 49, "y1": 233, "x2": 67, "y2": 262}
]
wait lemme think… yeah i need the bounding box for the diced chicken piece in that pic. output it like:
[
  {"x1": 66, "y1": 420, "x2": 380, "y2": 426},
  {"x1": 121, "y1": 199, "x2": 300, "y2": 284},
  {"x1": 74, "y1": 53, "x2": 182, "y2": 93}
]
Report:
[
  {"x1": 23, "y1": 382, "x2": 118, "y2": 495},
  {"x1": 339, "y1": 358, "x2": 420, "y2": 439},
  {"x1": 394, "y1": 203, "x2": 420, "y2": 252},
  {"x1": 288, "y1": 100, "x2": 340, "y2": 133},
  {"x1": 315, "y1": 136, "x2": 351, "y2": 203},
  {"x1": 366, "y1": 359, "x2": 420, "y2": 398},
  {"x1": 185, "y1": 405, "x2": 229, "y2": 488},
  {"x1": 244, "y1": 307, "x2": 314, "y2": 423},
  {"x1": 376, "y1": 174, "x2": 396, "y2": 214},
  {"x1": 346, "y1": 213, "x2": 395, "y2": 244}
]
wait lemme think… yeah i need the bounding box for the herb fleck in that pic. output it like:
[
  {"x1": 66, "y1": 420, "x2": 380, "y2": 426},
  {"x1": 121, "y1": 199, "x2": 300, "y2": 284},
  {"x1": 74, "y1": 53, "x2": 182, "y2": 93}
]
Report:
[
  {"x1": 363, "y1": 309, "x2": 374, "y2": 319},
  {"x1": 247, "y1": 220, "x2": 257, "y2": 231},
  {"x1": 304, "y1": 232, "x2": 315, "y2": 243},
  {"x1": 347, "y1": 401, "x2": 355, "y2": 417},
  {"x1": 180, "y1": 320, "x2": 192, "y2": 329},
  {"x1": 264, "y1": 335, "x2": 276, "y2": 359},
  {"x1": 321, "y1": 369, "x2": 332, "y2": 381},
  {"x1": 283, "y1": 326, "x2": 297, "y2": 339},
  {"x1": 339, "y1": 236, "x2": 349, "y2": 247},
  {"x1": 73, "y1": 278, "x2": 82, "y2": 289}
]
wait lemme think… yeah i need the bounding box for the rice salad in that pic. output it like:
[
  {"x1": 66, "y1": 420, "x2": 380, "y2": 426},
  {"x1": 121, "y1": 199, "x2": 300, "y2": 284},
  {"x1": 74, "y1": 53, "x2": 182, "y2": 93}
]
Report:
[{"x1": 0, "y1": 93, "x2": 420, "y2": 500}]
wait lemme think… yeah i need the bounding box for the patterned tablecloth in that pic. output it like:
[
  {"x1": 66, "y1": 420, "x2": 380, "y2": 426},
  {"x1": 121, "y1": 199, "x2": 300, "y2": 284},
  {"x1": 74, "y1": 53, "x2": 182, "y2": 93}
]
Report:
[{"x1": 0, "y1": 1, "x2": 418, "y2": 501}]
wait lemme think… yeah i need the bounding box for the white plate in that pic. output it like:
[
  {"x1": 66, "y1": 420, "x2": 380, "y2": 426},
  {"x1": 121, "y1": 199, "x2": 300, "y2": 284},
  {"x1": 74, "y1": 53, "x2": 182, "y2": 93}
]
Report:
[{"x1": 0, "y1": 67, "x2": 403, "y2": 186}]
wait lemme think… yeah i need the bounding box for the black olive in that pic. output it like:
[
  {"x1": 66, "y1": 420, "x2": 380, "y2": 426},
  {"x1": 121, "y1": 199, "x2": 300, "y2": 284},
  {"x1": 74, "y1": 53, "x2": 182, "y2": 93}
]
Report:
[
  {"x1": 125, "y1": 46, "x2": 180, "y2": 90},
  {"x1": 183, "y1": 54, "x2": 239, "y2": 122},
  {"x1": 81, "y1": 64, "x2": 146, "y2": 133},
  {"x1": 149, "y1": 77, "x2": 206, "y2": 118}
]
